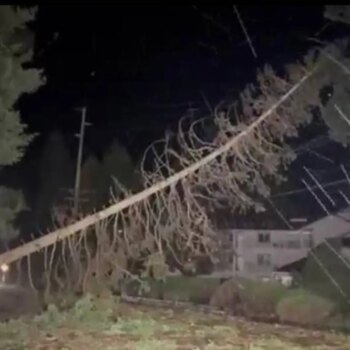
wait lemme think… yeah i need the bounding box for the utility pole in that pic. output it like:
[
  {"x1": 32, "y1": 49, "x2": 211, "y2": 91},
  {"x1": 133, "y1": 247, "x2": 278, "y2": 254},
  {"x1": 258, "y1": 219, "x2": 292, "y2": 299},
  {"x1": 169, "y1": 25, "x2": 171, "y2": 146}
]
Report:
[{"x1": 73, "y1": 107, "x2": 91, "y2": 216}]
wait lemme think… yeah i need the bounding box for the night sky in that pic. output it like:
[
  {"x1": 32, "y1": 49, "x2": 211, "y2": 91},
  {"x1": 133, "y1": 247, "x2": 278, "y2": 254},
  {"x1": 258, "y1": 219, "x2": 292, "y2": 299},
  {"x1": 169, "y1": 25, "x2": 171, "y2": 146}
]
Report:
[
  {"x1": 9, "y1": 4, "x2": 350, "y2": 229},
  {"x1": 20, "y1": 4, "x2": 339, "y2": 157}
]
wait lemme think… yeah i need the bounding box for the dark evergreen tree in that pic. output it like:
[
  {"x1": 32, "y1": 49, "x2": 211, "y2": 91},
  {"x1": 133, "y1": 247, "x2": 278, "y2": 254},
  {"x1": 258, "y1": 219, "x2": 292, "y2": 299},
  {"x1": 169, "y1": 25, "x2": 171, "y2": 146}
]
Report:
[
  {"x1": 35, "y1": 131, "x2": 74, "y2": 230},
  {"x1": 0, "y1": 6, "x2": 44, "y2": 244},
  {"x1": 102, "y1": 139, "x2": 140, "y2": 197},
  {"x1": 80, "y1": 155, "x2": 103, "y2": 212}
]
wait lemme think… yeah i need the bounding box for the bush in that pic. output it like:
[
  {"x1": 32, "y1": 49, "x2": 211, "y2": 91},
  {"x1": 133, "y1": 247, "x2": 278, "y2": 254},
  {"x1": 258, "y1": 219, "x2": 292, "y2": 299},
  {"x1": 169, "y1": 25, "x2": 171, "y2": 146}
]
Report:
[
  {"x1": 188, "y1": 278, "x2": 220, "y2": 304},
  {"x1": 35, "y1": 293, "x2": 119, "y2": 331},
  {"x1": 242, "y1": 280, "x2": 287, "y2": 319},
  {"x1": 122, "y1": 278, "x2": 161, "y2": 298},
  {"x1": 210, "y1": 278, "x2": 287, "y2": 319},
  {"x1": 0, "y1": 284, "x2": 41, "y2": 322},
  {"x1": 326, "y1": 313, "x2": 350, "y2": 332},
  {"x1": 209, "y1": 278, "x2": 248, "y2": 314},
  {"x1": 276, "y1": 289, "x2": 335, "y2": 326},
  {"x1": 162, "y1": 276, "x2": 221, "y2": 304},
  {"x1": 124, "y1": 276, "x2": 221, "y2": 304}
]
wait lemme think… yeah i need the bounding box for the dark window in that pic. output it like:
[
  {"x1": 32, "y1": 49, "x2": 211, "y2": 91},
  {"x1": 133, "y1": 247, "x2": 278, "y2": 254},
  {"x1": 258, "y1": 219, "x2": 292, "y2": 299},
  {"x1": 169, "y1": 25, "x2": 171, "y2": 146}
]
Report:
[
  {"x1": 342, "y1": 236, "x2": 350, "y2": 248},
  {"x1": 258, "y1": 232, "x2": 270, "y2": 243},
  {"x1": 257, "y1": 253, "x2": 271, "y2": 266}
]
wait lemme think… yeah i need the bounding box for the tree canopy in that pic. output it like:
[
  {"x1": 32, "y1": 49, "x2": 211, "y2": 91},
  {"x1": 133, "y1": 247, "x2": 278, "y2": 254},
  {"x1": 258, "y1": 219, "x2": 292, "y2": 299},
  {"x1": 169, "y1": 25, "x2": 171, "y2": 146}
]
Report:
[{"x1": 0, "y1": 5, "x2": 44, "y2": 244}]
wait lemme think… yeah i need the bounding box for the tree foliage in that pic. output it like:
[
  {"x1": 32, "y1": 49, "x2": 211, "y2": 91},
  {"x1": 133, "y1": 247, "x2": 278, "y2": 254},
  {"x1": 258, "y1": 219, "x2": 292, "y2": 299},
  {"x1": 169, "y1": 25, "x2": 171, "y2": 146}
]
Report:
[
  {"x1": 35, "y1": 131, "x2": 74, "y2": 230},
  {"x1": 324, "y1": 5, "x2": 350, "y2": 25},
  {"x1": 80, "y1": 155, "x2": 103, "y2": 212},
  {"x1": 80, "y1": 141, "x2": 139, "y2": 213},
  {"x1": 306, "y1": 40, "x2": 350, "y2": 145},
  {"x1": 103, "y1": 140, "x2": 140, "y2": 196},
  {"x1": 0, "y1": 6, "x2": 43, "y2": 165},
  {"x1": 0, "y1": 187, "x2": 26, "y2": 242},
  {"x1": 0, "y1": 5, "x2": 44, "y2": 243}
]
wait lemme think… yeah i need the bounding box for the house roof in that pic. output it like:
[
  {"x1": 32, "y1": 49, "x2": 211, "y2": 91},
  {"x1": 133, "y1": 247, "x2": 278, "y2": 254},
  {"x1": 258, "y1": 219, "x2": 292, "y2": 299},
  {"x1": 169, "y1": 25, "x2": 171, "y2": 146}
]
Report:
[
  {"x1": 277, "y1": 256, "x2": 307, "y2": 273},
  {"x1": 277, "y1": 233, "x2": 350, "y2": 273}
]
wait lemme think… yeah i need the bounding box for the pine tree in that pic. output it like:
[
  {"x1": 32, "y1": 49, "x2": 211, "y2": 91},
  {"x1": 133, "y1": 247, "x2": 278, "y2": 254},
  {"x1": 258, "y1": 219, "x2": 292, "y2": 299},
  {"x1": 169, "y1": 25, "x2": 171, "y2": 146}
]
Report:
[
  {"x1": 102, "y1": 140, "x2": 140, "y2": 197},
  {"x1": 0, "y1": 6, "x2": 44, "y2": 244},
  {"x1": 78, "y1": 142, "x2": 139, "y2": 213},
  {"x1": 80, "y1": 155, "x2": 103, "y2": 212},
  {"x1": 35, "y1": 131, "x2": 74, "y2": 230}
]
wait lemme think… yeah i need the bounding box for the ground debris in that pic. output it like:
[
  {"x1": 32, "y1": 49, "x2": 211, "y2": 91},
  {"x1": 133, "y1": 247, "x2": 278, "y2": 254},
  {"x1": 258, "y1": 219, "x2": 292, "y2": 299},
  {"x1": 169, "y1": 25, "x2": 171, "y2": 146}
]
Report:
[{"x1": 0, "y1": 301, "x2": 349, "y2": 350}]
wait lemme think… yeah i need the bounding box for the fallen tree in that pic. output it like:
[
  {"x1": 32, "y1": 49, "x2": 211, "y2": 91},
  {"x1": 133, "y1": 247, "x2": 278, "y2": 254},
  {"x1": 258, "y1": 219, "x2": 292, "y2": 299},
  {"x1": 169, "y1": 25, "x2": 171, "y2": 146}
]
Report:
[
  {"x1": 0, "y1": 69, "x2": 312, "y2": 259},
  {"x1": 1, "y1": 38, "x2": 349, "y2": 299}
]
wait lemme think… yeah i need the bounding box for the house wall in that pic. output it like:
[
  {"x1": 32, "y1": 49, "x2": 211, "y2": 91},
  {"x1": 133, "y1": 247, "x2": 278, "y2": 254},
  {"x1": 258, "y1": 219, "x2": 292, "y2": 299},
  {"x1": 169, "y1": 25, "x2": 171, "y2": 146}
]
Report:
[
  {"x1": 211, "y1": 208, "x2": 350, "y2": 279},
  {"x1": 214, "y1": 229, "x2": 313, "y2": 278}
]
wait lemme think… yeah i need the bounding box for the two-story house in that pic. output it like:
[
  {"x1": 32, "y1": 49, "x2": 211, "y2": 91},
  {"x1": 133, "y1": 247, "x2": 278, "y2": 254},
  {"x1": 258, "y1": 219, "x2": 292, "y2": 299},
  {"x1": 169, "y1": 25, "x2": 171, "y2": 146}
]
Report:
[
  {"x1": 212, "y1": 228, "x2": 313, "y2": 278},
  {"x1": 211, "y1": 207, "x2": 350, "y2": 279}
]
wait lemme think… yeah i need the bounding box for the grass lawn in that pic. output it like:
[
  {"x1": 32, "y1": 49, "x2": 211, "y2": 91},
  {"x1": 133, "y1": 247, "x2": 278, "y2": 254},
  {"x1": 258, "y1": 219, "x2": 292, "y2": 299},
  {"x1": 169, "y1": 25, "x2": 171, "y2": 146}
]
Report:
[{"x1": 1, "y1": 296, "x2": 350, "y2": 350}]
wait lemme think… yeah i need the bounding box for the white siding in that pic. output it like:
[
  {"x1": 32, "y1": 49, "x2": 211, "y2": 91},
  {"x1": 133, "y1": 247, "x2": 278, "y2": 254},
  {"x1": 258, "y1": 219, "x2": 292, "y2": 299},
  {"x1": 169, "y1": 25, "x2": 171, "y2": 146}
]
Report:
[
  {"x1": 215, "y1": 229, "x2": 312, "y2": 278},
  {"x1": 213, "y1": 208, "x2": 350, "y2": 279}
]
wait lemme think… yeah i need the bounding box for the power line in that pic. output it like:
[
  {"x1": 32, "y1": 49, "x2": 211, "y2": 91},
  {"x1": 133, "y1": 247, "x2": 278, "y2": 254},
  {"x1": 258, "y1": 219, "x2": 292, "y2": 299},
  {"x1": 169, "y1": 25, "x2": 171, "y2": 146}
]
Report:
[{"x1": 272, "y1": 178, "x2": 350, "y2": 199}]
